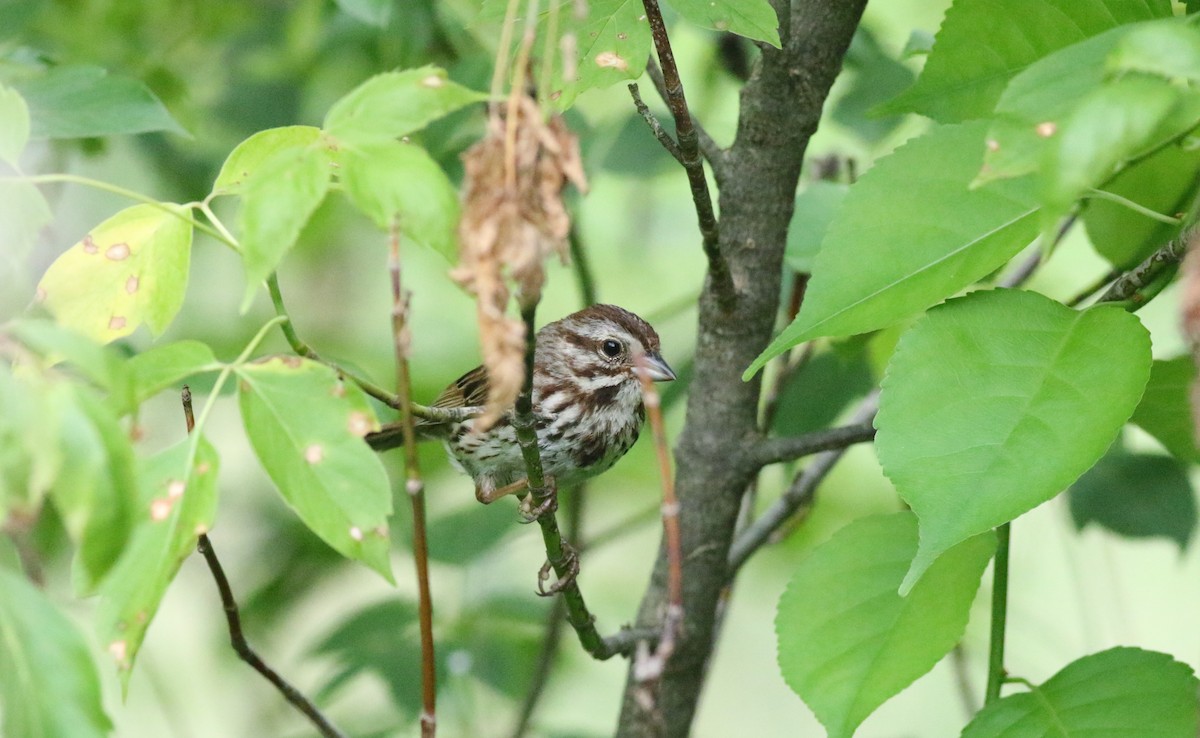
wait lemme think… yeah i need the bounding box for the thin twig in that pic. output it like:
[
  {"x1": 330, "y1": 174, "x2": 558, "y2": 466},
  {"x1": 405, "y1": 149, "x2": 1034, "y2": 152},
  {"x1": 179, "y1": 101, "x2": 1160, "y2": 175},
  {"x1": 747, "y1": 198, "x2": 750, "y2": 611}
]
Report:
[
  {"x1": 984, "y1": 523, "x2": 1011, "y2": 704},
  {"x1": 630, "y1": 352, "x2": 685, "y2": 685},
  {"x1": 727, "y1": 394, "x2": 880, "y2": 575},
  {"x1": 628, "y1": 82, "x2": 684, "y2": 164},
  {"x1": 181, "y1": 389, "x2": 347, "y2": 738},
  {"x1": 1066, "y1": 268, "x2": 1121, "y2": 307},
  {"x1": 639, "y1": 0, "x2": 732, "y2": 306},
  {"x1": 645, "y1": 58, "x2": 724, "y2": 172},
  {"x1": 387, "y1": 224, "x2": 438, "y2": 737},
  {"x1": 751, "y1": 423, "x2": 877, "y2": 468}
]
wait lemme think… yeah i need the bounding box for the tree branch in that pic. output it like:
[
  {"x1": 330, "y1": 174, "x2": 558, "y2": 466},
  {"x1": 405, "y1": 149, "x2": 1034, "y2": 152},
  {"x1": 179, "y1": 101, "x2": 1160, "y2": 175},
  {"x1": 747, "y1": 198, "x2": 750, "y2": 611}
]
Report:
[
  {"x1": 644, "y1": 58, "x2": 725, "y2": 172},
  {"x1": 628, "y1": 82, "x2": 684, "y2": 164},
  {"x1": 751, "y1": 422, "x2": 876, "y2": 468},
  {"x1": 1097, "y1": 226, "x2": 1197, "y2": 307},
  {"x1": 639, "y1": 0, "x2": 732, "y2": 307}
]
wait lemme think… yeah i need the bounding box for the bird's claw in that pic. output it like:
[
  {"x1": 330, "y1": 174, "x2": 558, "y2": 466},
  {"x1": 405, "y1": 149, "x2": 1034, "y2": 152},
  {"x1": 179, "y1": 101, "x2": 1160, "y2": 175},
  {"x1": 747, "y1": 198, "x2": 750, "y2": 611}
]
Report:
[
  {"x1": 536, "y1": 542, "x2": 580, "y2": 596},
  {"x1": 518, "y1": 479, "x2": 558, "y2": 523}
]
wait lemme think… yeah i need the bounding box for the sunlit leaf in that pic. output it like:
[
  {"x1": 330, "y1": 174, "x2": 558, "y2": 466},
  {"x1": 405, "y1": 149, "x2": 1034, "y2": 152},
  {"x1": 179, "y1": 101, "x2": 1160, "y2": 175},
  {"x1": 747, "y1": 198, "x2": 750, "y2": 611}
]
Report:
[
  {"x1": 337, "y1": 140, "x2": 459, "y2": 257},
  {"x1": 1082, "y1": 143, "x2": 1200, "y2": 269},
  {"x1": 962, "y1": 647, "x2": 1198, "y2": 737},
  {"x1": 96, "y1": 436, "x2": 219, "y2": 689},
  {"x1": 875, "y1": 289, "x2": 1151, "y2": 592},
  {"x1": 237, "y1": 357, "x2": 392, "y2": 580},
  {"x1": 11, "y1": 65, "x2": 185, "y2": 139},
  {"x1": 0, "y1": 84, "x2": 29, "y2": 166},
  {"x1": 0, "y1": 568, "x2": 113, "y2": 738},
  {"x1": 238, "y1": 145, "x2": 331, "y2": 309},
  {"x1": 777, "y1": 513, "x2": 995, "y2": 738},
  {"x1": 882, "y1": 0, "x2": 1169, "y2": 122},
  {"x1": 666, "y1": 0, "x2": 780, "y2": 47},
  {"x1": 323, "y1": 66, "x2": 486, "y2": 146},
  {"x1": 211, "y1": 125, "x2": 322, "y2": 196},
  {"x1": 38, "y1": 204, "x2": 193, "y2": 343},
  {"x1": 746, "y1": 122, "x2": 1040, "y2": 378},
  {"x1": 1069, "y1": 447, "x2": 1196, "y2": 550},
  {"x1": 1131, "y1": 356, "x2": 1200, "y2": 463}
]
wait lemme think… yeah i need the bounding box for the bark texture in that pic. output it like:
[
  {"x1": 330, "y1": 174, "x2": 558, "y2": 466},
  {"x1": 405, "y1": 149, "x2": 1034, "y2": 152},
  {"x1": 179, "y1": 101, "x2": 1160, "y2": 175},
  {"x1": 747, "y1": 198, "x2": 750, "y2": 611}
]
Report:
[{"x1": 615, "y1": 1, "x2": 867, "y2": 735}]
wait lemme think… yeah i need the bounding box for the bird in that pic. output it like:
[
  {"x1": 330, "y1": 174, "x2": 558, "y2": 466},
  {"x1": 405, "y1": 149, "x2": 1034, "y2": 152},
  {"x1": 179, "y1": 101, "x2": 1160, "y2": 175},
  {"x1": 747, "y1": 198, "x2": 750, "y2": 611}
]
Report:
[{"x1": 368, "y1": 304, "x2": 675, "y2": 506}]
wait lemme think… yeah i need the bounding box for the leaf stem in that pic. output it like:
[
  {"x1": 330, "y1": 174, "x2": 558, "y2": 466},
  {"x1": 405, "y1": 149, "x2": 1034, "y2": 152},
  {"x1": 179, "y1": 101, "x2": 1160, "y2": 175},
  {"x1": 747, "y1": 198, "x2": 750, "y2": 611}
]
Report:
[
  {"x1": 1085, "y1": 188, "x2": 1182, "y2": 226},
  {"x1": 985, "y1": 522, "x2": 1011, "y2": 705}
]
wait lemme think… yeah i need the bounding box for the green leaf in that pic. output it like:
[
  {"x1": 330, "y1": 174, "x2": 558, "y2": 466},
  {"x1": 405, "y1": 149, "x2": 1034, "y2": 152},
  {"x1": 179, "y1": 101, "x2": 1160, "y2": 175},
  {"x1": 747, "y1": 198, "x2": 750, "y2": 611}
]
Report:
[
  {"x1": 37, "y1": 203, "x2": 193, "y2": 343},
  {"x1": 51, "y1": 389, "x2": 138, "y2": 594},
  {"x1": 665, "y1": 0, "x2": 780, "y2": 47},
  {"x1": 776, "y1": 512, "x2": 995, "y2": 738},
  {"x1": 1041, "y1": 76, "x2": 1198, "y2": 224},
  {"x1": 418, "y1": 504, "x2": 516, "y2": 565},
  {"x1": 0, "y1": 568, "x2": 113, "y2": 738},
  {"x1": 1082, "y1": 143, "x2": 1200, "y2": 269},
  {"x1": 337, "y1": 140, "x2": 460, "y2": 257},
  {"x1": 0, "y1": 366, "x2": 60, "y2": 527},
  {"x1": 566, "y1": 0, "x2": 653, "y2": 104},
  {"x1": 211, "y1": 125, "x2": 322, "y2": 196},
  {"x1": 770, "y1": 343, "x2": 874, "y2": 438},
  {"x1": 323, "y1": 66, "x2": 487, "y2": 146},
  {"x1": 125, "y1": 340, "x2": 221, "y2": 407},
  {"x1": 8, "y1": 320, "x2": 133, "y2": 409},
  {"x1": 1107, "y1": 21, "x2": 1200, "y2": 83},
  {"x1": 835, "y1": 28, "x2": 915, "y2": 144},
  {"x1": 882, "y1": 0, "x2": 1170, "y2": 122},
  {"x1": 784, "y1": 181, "x2": 847, "y2": 274},
  {"x1": 96, "y1": 436, "x2": 219, "y2": 688},
  {"x1": 0, "y1": 180, "x2": 52, "y2": 258},
  {"x1": 10, "y1": 65, "x2": 185, "y2": 140},
  {"x1": 977, "y1": 18, "x2": 1198, "y2": 187},
  {"x1": 1131, "y1": 356, "x2": 1199, "y2": 463},
  {"x1": 745, "y1": 122, "x2": 1040, "y2": 378},
  {"x1": 238, "y1": 145, "x2": 331, "y2": 309},
  {"x1": 236, "y1": 357, "x2": 392, "y2": 580},
  {"x1": 962, "y1": 647, "x2": 1198, "y2": 738},
  {"x1": 1069, "y1": 447, "x2": 1196, "y2": 550},
  {"x1": 0, "y1": 84, "x2": 30, "y2": 166},
  {"x1": 875, "y1": 289, "x2": 1152, "y2": 593},
  {"x1": 313, "y1": 599, "x2": 422, "y2": 711},
  {"x1": 334, "y1": 0, "x2": 392, "y2": 26}
]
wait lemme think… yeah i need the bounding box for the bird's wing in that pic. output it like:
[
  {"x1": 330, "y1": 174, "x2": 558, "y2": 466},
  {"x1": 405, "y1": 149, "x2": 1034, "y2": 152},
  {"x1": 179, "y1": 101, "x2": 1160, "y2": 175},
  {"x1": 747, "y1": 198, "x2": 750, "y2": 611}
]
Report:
[{"x1": 433, "y1": 365, "x2": 490, "y2": 409}]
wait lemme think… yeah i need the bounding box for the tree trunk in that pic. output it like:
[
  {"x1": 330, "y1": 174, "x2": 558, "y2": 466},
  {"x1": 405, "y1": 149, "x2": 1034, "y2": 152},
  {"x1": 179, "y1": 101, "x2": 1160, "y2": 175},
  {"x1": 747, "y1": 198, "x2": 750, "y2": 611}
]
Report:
[{"x1": 615, "y1": 1, "x2": 867, "y2": 735}]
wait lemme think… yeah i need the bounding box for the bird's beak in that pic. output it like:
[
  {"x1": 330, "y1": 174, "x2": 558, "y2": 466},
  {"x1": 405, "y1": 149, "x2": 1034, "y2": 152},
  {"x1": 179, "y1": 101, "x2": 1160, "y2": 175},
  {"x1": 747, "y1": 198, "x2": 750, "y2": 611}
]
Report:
[{"x1": 639, "y1": 352, "x2": 677, "y2": 382}]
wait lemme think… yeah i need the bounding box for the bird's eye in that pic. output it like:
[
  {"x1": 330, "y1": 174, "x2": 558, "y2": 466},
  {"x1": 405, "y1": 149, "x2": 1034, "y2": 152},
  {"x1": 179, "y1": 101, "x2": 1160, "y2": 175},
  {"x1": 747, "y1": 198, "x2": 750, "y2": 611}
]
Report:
[{"x1": 601, "y1": 339, "x2": 622, "y2": 358}]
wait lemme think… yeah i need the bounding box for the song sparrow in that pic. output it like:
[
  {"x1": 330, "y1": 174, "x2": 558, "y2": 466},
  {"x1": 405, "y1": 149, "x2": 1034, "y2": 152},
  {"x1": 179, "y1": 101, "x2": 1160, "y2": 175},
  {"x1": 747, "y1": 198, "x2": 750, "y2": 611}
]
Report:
[{"x1": 370, "y1": 304, "x2": 674, "y2": 504}]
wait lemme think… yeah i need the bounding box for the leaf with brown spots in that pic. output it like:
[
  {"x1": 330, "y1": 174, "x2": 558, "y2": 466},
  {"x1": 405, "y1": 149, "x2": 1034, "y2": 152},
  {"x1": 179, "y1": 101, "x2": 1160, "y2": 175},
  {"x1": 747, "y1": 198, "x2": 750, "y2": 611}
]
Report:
[
  {"x1": 95, "y1": 435, "x2": 219, "y2": 692},
  {"x1": 37, "y1": 204, "x2": 192, "y2": 344},
  {"x1": 236, "y1": 357, "x2": 393, "y2": 581}
]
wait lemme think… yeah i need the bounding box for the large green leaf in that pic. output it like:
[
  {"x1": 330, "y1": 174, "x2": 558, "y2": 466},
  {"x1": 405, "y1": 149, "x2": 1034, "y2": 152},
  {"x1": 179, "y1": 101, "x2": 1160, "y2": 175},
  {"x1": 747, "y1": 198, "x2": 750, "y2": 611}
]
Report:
[
  {"x1": 125, "y1": 340, "x2": 221, "y2": 407},
  {"x1": 323, "y1": 66, "x2": 486, "y2": 146},
  {"x1": 1083, "y1": 144, "x2": 1200, "y2": 269},
  {"x1": 11, "y1": 65, "x2": 185, "y2": 139},
  {"x1": 38, "y1": 204, "x2": 193, "y2": 343},
  {"x1": 0, "y1": 568, "x2": 112, "y2": 738},
  {"x1": 875, "y1": 289, "x2": 1151, "y2": 593},
  {"x1": 237, "y1": 357, "x2": 392, "y2": 580},
  {"x1": 962, "y1": 647, "x2": 1198, "y2": 737},
  {"x1": 746, "y1": 122, "x2": 1040, "y2": 378},
  {"x1": 96, "y1": 436, "x2": 219, "y2": 689},
  {"x1": 1069, "y1": 447, "x2": 1195, "y2": 551},
  {"x1": 565, "y1": 0, "x2": 652, "y2": 105},
  {"x1": 776, "y1": 513, "x2": 994, "y2": 738},
  {"x1": 882, "y1": 0, "x2": 1169, "y2": 122},
  {"x1": 211, "y1": 125, "x2": 322, "y2": 196},
  {"x1": 237, "y1": 145, "x2": 331, "y2": 308},
  {"x1": 1131, "y1": 356, "x2": 1199, "y2": 463},
  {"x1": 337, "y1": 140, "x2": 459, "y2": 257},
  {"x1": 666, "y1": 0, "x2": 779, "y2": 47},
  {"x1": 0, "y1": 83, "x2": 29, "y2": 166}
]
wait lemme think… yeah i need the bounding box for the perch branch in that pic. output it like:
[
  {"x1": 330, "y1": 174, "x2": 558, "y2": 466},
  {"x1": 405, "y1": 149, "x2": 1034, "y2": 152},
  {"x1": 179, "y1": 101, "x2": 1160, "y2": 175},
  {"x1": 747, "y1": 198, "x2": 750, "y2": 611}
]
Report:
[
  {"x1": 751, "y1": 422, "x2": 877, "y2": 468},
  {"x1": 645, "y1": 58, "x2": 724, "y2": 171},
  {"x1": 628, "y1": 82, "x2": 684, "y2": 164},
  {"x1": 1097, "y1": 226, "x2": 1197, "y2": 307}
]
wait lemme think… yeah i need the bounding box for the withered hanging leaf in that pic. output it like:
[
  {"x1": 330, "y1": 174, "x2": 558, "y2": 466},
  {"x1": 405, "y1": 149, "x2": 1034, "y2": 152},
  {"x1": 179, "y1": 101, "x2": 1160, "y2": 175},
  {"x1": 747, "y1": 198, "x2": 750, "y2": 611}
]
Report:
[{"x1": 453, "y1": 95, "x2": 587, "y2": 428}]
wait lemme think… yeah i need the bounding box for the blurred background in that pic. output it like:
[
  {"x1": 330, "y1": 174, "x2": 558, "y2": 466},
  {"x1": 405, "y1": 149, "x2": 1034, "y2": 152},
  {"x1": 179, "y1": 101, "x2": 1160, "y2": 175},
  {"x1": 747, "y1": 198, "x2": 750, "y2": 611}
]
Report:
[{"x1": 4, "y1": 0, "x2": 1199, "y2": 736}]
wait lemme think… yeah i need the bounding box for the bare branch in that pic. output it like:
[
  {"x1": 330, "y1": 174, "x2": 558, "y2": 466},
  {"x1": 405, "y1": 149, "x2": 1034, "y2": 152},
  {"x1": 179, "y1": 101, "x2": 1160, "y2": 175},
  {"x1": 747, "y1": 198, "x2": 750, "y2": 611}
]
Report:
[
  {"x1": 751, "y1": 422, "x2": 877, "y2": 468},
  {"x1": 1098, "y1": 226, "x2": 1197, "y2": 306},
  {"x1": 628, "y1": 82, "x2": 684, "y2": 164},
  {"x1": 645, "y1": 58, "x2": 724, "y2": 172}
]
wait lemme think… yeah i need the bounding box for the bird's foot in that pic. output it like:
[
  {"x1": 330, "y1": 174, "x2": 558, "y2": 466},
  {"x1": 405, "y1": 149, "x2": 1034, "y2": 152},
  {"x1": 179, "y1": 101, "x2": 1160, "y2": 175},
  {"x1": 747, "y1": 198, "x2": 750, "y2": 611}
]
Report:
[
  {"x1": 518, "y1": 477, "x2": 558, "y2": 523},
  {"x1": 536, "y1": 540, "x2": 580, "y2": 596}
]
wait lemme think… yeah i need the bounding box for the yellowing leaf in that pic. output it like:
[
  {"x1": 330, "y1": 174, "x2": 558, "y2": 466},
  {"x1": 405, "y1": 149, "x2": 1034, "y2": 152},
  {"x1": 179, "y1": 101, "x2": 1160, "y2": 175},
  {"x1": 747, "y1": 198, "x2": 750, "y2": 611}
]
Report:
[{"x1": 38, "y1": 204, "x2": 193, "y2": 343}]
